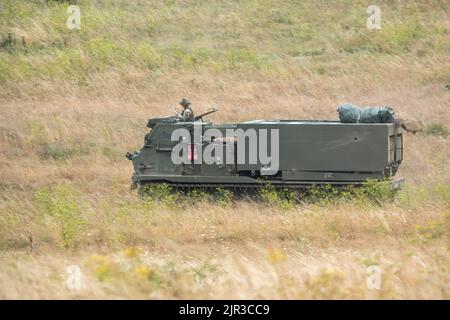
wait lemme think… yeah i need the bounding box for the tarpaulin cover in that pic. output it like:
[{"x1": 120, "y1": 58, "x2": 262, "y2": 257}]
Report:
[{"x1": 337, "y1": 104, "x2": 395, "y2": 123}]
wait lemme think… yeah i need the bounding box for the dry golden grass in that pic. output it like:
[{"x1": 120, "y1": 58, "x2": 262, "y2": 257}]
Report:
[
  {"x1": 0, "y1": 198, "x2": 448, "y2": 299},
  {"x1": 0, "y1": 0, "x2": 449, "y2": 299}
]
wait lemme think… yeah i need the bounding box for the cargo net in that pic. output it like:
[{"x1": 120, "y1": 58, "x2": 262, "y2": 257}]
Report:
[{"x1": 337, "y1": 103, "x2": 395, "y2": 123}]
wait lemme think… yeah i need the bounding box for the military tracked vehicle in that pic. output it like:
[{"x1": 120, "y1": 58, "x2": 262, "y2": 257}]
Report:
[{"x1": 126, "y1": 102, "x2": 404, "y2": 192}]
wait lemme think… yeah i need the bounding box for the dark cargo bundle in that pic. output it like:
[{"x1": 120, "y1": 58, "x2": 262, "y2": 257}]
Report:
[
  {"x1": 126, "y1": 99, "x2": 404, "y2": 192},
  {"x1": 337, "y1": 104, "x2": 395, "y2": 123}
]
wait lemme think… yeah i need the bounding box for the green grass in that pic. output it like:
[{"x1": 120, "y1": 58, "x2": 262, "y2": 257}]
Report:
[
  {"x1": 137, "y1": 180, "x2": 415, "y2": 209},
  {"x1": 34, "y1": 184, "x2": 86, "y2": 248},
  {"x1": 1, "y1": 0, "x2": 449, "y2": 97},
  {"x1": 425, "y1": 123, "x2": 449, "y2": 138}
]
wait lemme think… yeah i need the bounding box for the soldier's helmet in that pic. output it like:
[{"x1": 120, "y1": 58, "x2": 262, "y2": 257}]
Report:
[{"x1": 179, "y1": 97, "x2": 191, "y2": 108}]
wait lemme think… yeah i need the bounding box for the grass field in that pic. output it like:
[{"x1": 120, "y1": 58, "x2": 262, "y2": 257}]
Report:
[{"x1": 0, "y1": 0, "x2": 449, "y2": 299}]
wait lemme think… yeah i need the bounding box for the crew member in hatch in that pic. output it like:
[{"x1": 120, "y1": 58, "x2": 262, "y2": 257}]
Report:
[{"x1": 179, "y1": 97, "x2": 194, "y2": 121}]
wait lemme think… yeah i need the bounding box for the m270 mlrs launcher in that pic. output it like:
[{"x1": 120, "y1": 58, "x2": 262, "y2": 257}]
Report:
[{"x1": 126, "y1": 102, "x2": 404, "y2": 192}]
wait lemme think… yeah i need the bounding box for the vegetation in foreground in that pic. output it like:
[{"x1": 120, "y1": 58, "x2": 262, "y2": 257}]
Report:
[
  {"x1": 1, "y1": 180, "x2": 449, "y2": 299},
  {"x1": 0, "y1": 0, "x2": 449, "y2": 299}
]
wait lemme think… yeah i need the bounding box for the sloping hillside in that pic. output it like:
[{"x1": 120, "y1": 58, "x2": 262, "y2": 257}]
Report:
[{"x1": 0, "y1": 0, "x2": 449, "y2": 299}]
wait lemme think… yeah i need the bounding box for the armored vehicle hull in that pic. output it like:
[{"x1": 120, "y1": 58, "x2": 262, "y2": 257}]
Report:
[{"x1": 128, "y1": 117, "x2": 404, "y2": 191}]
